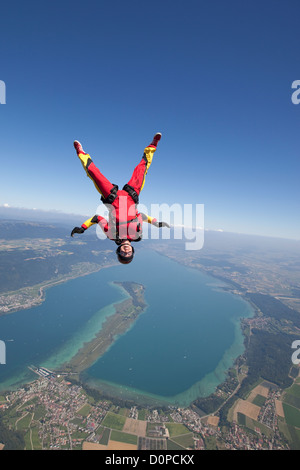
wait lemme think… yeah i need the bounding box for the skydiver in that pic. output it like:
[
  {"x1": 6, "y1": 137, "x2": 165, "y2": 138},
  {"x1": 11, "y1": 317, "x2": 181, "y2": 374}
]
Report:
[{"x1": 71, "y1": 133, "x2": 169, "y2": 264}]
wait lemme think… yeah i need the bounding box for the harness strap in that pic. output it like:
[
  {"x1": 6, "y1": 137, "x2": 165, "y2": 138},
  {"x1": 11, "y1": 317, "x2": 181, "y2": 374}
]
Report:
[
  {"x1": 117, "y1": 215, "x2": 139, "y2": 225},
  {"x1": 116, "y1": 215, "x2": 141, "y2": 233},
  {"x1": 101, "y1": 184, "x2": 119, "y2": 204},
  {"x1": 122, "y1": 183, "x2": 139, "y2": 204}
]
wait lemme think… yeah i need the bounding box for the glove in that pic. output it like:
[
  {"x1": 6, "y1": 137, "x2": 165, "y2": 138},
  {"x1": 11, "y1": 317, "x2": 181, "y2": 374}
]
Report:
[
  {"x1": 153, "y1": 221, "x2": 170, "y2": 228},
  {"x1": 71, "y1": 227, "x2": 85, "y2": 237}
]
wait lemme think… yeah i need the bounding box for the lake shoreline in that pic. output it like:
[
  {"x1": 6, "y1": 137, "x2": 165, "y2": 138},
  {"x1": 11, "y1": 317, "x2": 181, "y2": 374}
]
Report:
[
  {"x1": 0, "y1": 261, "x2": 119, "y2": 316},
  {"x1": 58, "y1": 281, "x2": 148, "y2": 375}
]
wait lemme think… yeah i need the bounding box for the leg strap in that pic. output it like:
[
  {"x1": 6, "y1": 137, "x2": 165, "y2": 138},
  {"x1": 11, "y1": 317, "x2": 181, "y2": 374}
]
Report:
[{"x1": 101, "y1": 184, "x2": 119, "y2": 204}]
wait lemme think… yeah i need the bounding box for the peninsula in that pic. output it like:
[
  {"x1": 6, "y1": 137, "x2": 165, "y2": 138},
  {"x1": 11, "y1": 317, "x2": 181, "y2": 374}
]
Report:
[{"x1": 61, "y1": 281, "x2": 147, "y2": 375}]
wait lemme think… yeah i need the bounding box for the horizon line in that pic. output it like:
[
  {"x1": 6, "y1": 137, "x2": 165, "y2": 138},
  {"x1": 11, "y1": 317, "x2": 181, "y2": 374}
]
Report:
[{"x1": 0, "y1": 204, "x2": 299, "y2": 243}]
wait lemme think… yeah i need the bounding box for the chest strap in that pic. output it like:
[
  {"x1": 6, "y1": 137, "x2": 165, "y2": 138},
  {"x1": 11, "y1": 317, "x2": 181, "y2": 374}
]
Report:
[{"x1": 117, "y1": 215, "x2": 139, "y2": 225}]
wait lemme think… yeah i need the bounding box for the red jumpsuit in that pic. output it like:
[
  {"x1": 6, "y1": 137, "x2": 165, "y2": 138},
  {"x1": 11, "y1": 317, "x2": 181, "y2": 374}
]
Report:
[{"x1": 77, "y1": 144, "x2": 158, "y2": 243}]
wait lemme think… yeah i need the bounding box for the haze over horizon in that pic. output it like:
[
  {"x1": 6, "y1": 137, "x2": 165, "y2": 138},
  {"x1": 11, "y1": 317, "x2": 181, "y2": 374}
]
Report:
[{"x1": 1, "y1": 204, "x2": 299, "y2": 244}]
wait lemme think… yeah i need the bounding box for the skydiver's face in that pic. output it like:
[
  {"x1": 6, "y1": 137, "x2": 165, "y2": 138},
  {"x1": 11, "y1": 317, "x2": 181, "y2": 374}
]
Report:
[{"x1": 119, "y1": 240, "x2": 133, "y2": 256}]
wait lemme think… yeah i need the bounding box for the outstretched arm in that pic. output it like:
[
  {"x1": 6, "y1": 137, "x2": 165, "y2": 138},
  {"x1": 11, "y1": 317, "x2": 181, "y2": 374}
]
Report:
[
  {"x1": 71, "y1": 215, "x2": 108, "y2": 237},
  {"x1": 140, "y1": 213, "x2": 170, "y2": 228}
]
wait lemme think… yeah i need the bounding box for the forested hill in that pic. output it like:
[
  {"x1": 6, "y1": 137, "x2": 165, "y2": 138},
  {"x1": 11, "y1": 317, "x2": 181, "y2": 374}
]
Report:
[
  {"x1": 247, "y1": 293, "x2": 300, "y2": 329},
  {"x1": 0, "y1": 219, "x2": 69, "y2": 240},
  {"x1": 0, "y1": 220, "x2": 114, "y2": 295}
]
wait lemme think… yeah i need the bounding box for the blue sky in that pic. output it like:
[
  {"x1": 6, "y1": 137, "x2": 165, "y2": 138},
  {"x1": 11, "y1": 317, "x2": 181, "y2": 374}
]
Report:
[{"x1": 1, "y1": 0, "x2": 300, "y2": 239}]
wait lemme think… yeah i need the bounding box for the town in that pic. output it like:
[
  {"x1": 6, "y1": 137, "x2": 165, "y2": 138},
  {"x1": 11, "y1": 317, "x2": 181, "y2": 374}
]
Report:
[{"x1": 0, "y1": 370, "x2": 294, "y2": 450}]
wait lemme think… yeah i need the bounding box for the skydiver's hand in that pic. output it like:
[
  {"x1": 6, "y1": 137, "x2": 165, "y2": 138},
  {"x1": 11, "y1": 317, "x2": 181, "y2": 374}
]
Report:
[
  {"x1": 153, "y1": 221, "x2": 170, "y2": 228},
  {"x1": 160, "y1": 221, "x2": 170, "y2": 228},
  {"x1": 71, "y1": 227, "x2": 85, "y2": 237}
]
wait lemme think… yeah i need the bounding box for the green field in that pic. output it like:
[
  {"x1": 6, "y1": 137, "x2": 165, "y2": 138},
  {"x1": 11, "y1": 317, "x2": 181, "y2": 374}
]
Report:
[
  {"x1": 98, "y1": 426, "x2": 110, "y2": 445},
  {"x1": 110, "y1": 430, "x2": 137, "y2": 445},
  {"x1": 118, "y1": 407, "x2": 129, "y2": 417},
  {"x1": 252, "y1": 394, "x2": 267, "y2": 407},
  {"x1": 165, "y1": 422, "x2": 190, "y2": 437},
  {"x1": 282, "y1": 403, "x2": 300, "y2": 428},
  {"x1": 285, "y1": 383, "x2": 300, "y2": 398},
  {"x1": 237, "y1": 412, "x2": 246, "y2": 426},
  {"x1": 167, "y1": 439, "x2": 186, "y2": 450},
  {"x1": 102, "y1": 412, "x2": 126, "y2": 431},
  {"x1": 77, "y1": 403, "x2": 92, "y2": 417},
  {"x1": 278, "y1": 420, "x2": 300, "y2": 450},
  {"x1": 284, "y1": 393, "x2": 300, "y2": 409},
  {"x1": 283, "y1": 383, "x2": 300, "y2": 432},
  {"x1": 16, "y1": 413, "x2": 33, "y2": 431},
  {"x1": 236, "y1": 412, "x2": 273, "y2": 437},
  {"x1": 30, "y1": 426, "x2": 42, "y2": 450},
  {"x1": 171, "y1": 432, "x2": 194, "y2": 448},
  {"x1": 138, "y1": 409, "x2": 147, "y2": 420}
]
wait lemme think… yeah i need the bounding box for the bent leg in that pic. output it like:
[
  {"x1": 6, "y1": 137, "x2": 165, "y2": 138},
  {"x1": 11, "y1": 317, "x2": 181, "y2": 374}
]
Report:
[
  {"x1": 77, "y1": 151, "x2": 114, "y2": 200},
  {"x1": 126, "y1": 145, "x2": 157, "y2": 196}
]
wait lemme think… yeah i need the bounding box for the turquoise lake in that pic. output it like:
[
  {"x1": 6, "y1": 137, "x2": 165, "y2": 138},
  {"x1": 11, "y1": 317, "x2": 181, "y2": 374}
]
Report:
[{"x1": 0, "y1": 249, "x2": 254, "y2": 406}]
